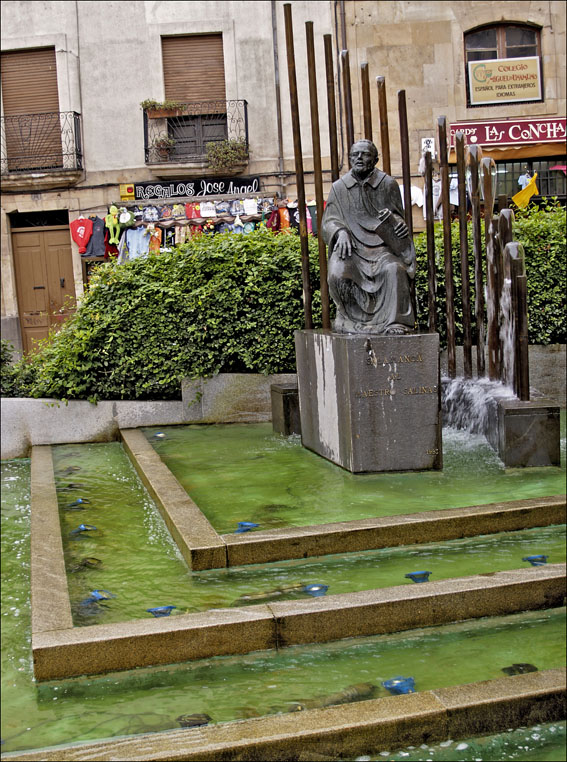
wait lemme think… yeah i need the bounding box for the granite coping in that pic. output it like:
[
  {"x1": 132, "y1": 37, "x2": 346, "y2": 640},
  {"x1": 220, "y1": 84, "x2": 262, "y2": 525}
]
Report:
[
  {"x1": 120, "y1": 428, "x2": 227, "y2": 570},
  {"x1": 2, "y1": 668, "x2": 564, "y2": 761},
  {"x1": 31, "y1": 565, "x2": 566, "y2": 680},
  {"x1": 30, "y1": 446, "x2": 73, "y2": 634},
  {"x1": 222, "y1": 496, "x2": 566, "y2": 566}
]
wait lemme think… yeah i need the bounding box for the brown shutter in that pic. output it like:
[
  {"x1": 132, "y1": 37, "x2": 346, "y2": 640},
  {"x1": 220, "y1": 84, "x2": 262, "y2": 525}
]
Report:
[
  {"x1": 162, "y1": 35, "x2": 226, "y2": 103},
  {"x1": 1, "y1": 47, "x2": 60, "y2": 114},
  {"x1": 1, "y1": 47, "x2": 62, "y2": 170}
]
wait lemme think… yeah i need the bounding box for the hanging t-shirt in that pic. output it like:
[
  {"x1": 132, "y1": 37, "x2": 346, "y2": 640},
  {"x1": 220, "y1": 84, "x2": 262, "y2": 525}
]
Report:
[
  {"x1": 84, "y1": 216, "x2": 105, "y2": 258},
  {"x1": 126, "y1": 227, "x2": 150, "y2": 260},
  {"x1": 70, "y1": 218, "x2": 94, "y2": 254},
  {"x1": 146, "y1": 226, "x2": 162, "y2": 254}
]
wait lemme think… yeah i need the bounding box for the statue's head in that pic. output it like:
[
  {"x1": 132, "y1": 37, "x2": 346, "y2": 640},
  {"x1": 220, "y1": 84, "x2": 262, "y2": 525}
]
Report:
[{"x1": 349, "y1": 140, "x2": 379, "y2": 178}]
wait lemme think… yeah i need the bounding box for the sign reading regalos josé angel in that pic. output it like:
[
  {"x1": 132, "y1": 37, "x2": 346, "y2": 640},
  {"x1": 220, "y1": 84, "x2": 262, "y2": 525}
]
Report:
[
  {"x1": 449, "y1": 117, "x2": 566, "y2": 148},
  {"x1": 468, "y1": 56, "x2": 542, "y2": 105},
  {"x1": 119, "y1": 176, "x2": 261, "y2": 201}
]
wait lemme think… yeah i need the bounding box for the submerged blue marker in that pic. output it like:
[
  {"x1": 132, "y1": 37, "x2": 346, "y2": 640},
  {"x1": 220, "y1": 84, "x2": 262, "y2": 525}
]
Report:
[
  {"x1": 235, "y1": 522, "x2": 260, "y2": 533},
  {"x1": 70, "y1": 523, "x2": 97, "y2": 535},
  {"x1": 405, "y1": 571, "x2": 432, "y2": 583},
  {"x1": 522, "y1": 555, "x2": 548, "y2": 566},
  {"x1": 383, "y1": 676, "x2": 415, "y2": 695},
  {"x1": 303, "y1": 584, "x2": 328, "y2": 597},
  {"x1": 147, "y1": 606, "x2": 177, "y2": 617}
]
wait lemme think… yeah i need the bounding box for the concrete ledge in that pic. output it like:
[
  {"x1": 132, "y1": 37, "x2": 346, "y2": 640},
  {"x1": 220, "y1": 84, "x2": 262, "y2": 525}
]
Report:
[
  {"x1": 120, "y1": 428, "x2": 227, "y2": 570},
  {"x1": 3, "y1": 669, "x2": 564, "y2": 761},
  {"x1": 270, "y1": 565, "x2": 566, "y2": 648},
  {"x1": 223, "y1": 496, "x2": 566, "y2": 567},
  {"x1": 30, "y1": 446, "x2": 73, "y2": 634},
  {"x1": 31, "y1": 565, "x2": 565, "y2": 681},
  {"x1": 1, "y1": 373, "x2": 297, "y2": 459},
  {"x1": 32, "y1": 605, "x2": 276, "y2": 681}
]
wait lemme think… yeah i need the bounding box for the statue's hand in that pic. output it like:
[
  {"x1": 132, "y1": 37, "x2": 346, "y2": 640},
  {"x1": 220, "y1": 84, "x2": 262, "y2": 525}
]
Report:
[
  {"x1": 394, "y1": 220, "x2": 409, "y2": 239},
  {"x1": 334, "y1": 229, "x2": 352, "y2": 259}
]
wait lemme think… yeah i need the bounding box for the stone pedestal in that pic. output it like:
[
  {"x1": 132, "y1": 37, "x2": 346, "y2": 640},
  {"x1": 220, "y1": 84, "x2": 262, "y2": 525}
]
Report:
[
  {"x1": 489, "y1": 399, "x2": 561, "y2": 468},
  {"x1": 295, "y1": 330, "x2": 442, "y2": 473}
]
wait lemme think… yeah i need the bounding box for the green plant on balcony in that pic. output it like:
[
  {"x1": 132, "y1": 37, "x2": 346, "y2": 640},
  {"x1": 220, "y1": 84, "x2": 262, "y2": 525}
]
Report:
[
  {"x1": 151, "y1": 134, "x2": 176, "y2": 159},
  {"x1": 141, "y1": 99, "x2": 187, "y2": 117},
  {"x1": 205, "y1": 139, "x2": 249, "y2": 172}
]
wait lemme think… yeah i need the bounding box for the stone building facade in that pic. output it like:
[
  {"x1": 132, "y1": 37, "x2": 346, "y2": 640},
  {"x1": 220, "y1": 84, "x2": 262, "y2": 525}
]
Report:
[{"x1": 1, "y1": 1, "x2": 565, "y2": 355}]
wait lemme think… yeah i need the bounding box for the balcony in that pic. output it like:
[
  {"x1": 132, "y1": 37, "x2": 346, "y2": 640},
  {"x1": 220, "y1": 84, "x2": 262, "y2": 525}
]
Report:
[
  {"x1": 143, "y1": 100, "x2": 248, "y2": 176},
  {"x1": 1, "y1": 111, "x2": 83, "y2": 190}
]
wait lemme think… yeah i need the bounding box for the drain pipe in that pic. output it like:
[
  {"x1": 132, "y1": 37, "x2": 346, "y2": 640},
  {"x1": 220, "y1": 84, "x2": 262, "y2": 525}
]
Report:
[
  {"x1": 334, "y1": 0, "x2": 345, "y2": 171},
  {"x1": 271, "y1": 0, "x2": 286, "y2": 198}
]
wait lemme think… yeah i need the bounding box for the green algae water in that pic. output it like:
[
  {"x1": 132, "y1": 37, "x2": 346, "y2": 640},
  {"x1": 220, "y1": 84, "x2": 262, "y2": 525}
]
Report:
[
  {"x1": 2, "y1": 459, "x2": 566, "y2": 757},
  {"x1": 51, "y1": 441, "x2": 566, "y2": 621},
  {"x1": 144, "y1": 420, "x2": 566, "y2": 534}
]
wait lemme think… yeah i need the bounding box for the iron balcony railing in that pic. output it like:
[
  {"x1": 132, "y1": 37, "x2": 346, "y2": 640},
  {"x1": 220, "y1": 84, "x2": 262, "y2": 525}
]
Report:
[
  {"x1": 143, "y1": 100, "x2": 248, "y2": 165},
  {"x1": 1, "y1": 111, "x2": 83, "y2": 174}
]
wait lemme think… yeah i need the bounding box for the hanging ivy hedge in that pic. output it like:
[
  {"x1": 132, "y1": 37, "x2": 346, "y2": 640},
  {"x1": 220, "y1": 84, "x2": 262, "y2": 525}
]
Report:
[{"x1": 1, "y1": 203, "x2": 564, "y2": 401}]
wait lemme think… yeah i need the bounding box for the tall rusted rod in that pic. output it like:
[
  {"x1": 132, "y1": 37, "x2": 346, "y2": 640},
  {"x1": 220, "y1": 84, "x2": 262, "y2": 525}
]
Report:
[
  {"x1": 376, "y1": 76, "x2": 391, "y2": 175},
  {"x1": 424, "y1": 150, "x2": 436, "y2": 333},
  {"x1": 361, "y1": 62, "x2": 372, "y2": 140},
  {"x1": 323, "y1": 34, "x2": 339, "y2": 182},
  {"x1": 306, "y1": 21, "x2": 330, "y2": 329},
  {"x1": 468, "y1": 145, "x2": 485, "y2": 376},
  {"x1": 456, "y1": 132, "x2": 472, "y2": 378},
  {"x1": 482, "y1": 157, "x2": 500, "y2": 381},
  {"x1": 340, "y1": 49, "x2": 354, "y2": 156},
  {"x1": 398, "y1": 90, "x2": 412, "y2": 236},
  {"x1": 438, "y1": 116, "x2": 456, "y2": 378},
  {"x1": 283, "y1": 3, "x2": 312, "y2": 328}
]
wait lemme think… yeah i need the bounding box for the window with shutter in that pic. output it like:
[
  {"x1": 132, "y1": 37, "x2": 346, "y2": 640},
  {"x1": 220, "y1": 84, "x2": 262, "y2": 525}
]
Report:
[
  {"x1": 161, "y1": 35, "x2": 227, "y2": 158},
  {"x1": 1, "y1": 47, "x2": 63, "y2": 171}
]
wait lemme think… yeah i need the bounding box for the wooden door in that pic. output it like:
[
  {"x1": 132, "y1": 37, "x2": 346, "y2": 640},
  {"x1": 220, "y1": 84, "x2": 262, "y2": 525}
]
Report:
[{"x1": 12, "y1": 227, "x2": 76, "y2": 354}]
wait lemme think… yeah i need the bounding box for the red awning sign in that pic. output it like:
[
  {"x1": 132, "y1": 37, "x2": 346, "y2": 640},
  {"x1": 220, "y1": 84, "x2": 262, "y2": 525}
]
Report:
[{"x1": 450, "y1": 117, "x2": 566, "y2": 147}]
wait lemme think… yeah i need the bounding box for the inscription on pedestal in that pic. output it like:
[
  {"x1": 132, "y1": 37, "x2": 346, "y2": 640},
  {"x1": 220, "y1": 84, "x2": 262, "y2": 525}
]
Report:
[{"x1": 295, "y1": 330, "x2": 442, "y2": 473}]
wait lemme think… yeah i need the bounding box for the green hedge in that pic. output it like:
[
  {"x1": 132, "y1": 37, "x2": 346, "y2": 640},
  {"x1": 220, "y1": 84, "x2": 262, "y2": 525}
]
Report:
[
  {"x1": 414, "y1": 200, "x2": 566, "y2": 347},
  {"x1": 1, "y1": 203, "x2": 564, "y2": 401},
  {"x1": 2, "y1": 228, "x2": 324, "y2": 401}
]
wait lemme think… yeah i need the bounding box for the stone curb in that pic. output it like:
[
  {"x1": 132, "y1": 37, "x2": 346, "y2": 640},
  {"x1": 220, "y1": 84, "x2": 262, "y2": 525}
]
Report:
[{"x1": 2, "y1": 669, "x2": 565, "y2": 761}]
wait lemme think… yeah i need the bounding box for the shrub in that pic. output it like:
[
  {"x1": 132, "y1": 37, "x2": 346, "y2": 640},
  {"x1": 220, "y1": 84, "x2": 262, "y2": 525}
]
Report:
[{"x1": 17, "y1": 228, "x2": 323, "y2": 402}]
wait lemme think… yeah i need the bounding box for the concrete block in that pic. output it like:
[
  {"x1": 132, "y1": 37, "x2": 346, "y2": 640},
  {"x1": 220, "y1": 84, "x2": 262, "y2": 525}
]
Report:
[
  {"x1": 270, "y1": 383, "x2": 301, "y2": 435},
  {"x1": 295, "y1": 330, "x2": 442, "y2": 472},
  {"x1": 498, "y1": 399, "x2": 561, "y2": 467}
]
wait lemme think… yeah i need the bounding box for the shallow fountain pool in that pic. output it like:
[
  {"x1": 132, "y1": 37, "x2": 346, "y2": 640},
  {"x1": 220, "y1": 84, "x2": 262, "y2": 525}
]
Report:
[
  {"x1": 1, "y1": 452, "x2": 565, "y2": 757},
  {"x1": 143, "y1": 417, "x2": 566, "y2": 534},
  {"x1": 47, "y1": 441, "x2": 567, "y2": 622}
]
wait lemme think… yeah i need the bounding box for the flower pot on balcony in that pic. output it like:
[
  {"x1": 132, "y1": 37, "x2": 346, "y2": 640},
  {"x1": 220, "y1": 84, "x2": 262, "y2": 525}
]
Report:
[{"x1": 147, "y1": 108, "x2": 185, "y2": 119}]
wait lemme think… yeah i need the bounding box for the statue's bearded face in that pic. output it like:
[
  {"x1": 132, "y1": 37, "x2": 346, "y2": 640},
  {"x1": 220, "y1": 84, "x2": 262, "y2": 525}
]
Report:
[{"x1": 350, "y1": 142, "x2": 377, "y2": 178}]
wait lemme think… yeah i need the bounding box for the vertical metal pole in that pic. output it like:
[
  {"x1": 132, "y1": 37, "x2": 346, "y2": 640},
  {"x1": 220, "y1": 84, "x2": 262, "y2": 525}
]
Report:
[
  {"x1": 516, "y1": 266, "x2": 530, "y2": 401},
  {"x1": 482, "y1": 157, "x2": 500, "y2": 381},
  {"x1": 468, "y1": 145, "x2": 485, "y2": 376},
  {"x1": 398, "y1": 90, "x2": 412, "y2": 236},
  {"x1": 340, "y1": 49, "x2": 354, "y2": 156},
  {"x1": 361, "y1": 62, "x2": 372, "y2": 140},
  {"x1": 323, "y1": 34, "x2": 339, "y2": 182},
  {"x1": 438, "y1": 116, "x2": 456, "y2": 378},
  {"x1": 424, "y1": 151, "x2": 436, "y2": 333},
  {"x1": 306, "y1": 21, "x2": 331, "y2": 330},
  {"x1": 456, "y1": 132, "x2": 472, "y2": 378},
  {"x1": 283, "y1": 3, "x2": 312, "y2": 329},
  {"x1": 376, "y1": 76, "x2": 391, "y2": 176}
]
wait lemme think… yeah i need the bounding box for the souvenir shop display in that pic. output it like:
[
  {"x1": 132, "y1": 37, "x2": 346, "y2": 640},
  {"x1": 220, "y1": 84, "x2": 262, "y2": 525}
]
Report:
[{"x1": 72, "y1": 196, "x2": 321, "y2": 265}]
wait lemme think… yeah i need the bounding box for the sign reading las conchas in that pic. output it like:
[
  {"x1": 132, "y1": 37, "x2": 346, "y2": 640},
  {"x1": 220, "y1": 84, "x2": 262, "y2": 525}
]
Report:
[
  {"x1": 468, "y1": 56, "x2": 542, "y2": 105},
  {"x1": 450, "y1": 117, "x2": 566, "y2": 147}
]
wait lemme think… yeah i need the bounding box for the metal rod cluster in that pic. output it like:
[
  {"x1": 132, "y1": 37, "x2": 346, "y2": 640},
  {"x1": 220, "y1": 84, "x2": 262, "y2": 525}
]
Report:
[{"x1": 282, "y1": 4, "x2": 529, "y2": 400}]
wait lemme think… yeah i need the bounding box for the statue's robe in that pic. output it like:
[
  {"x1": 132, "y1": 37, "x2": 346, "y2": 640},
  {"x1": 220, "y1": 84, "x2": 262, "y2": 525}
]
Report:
[{"x1": 321, "y1": 168, "x2": 415, "y2": 333}]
